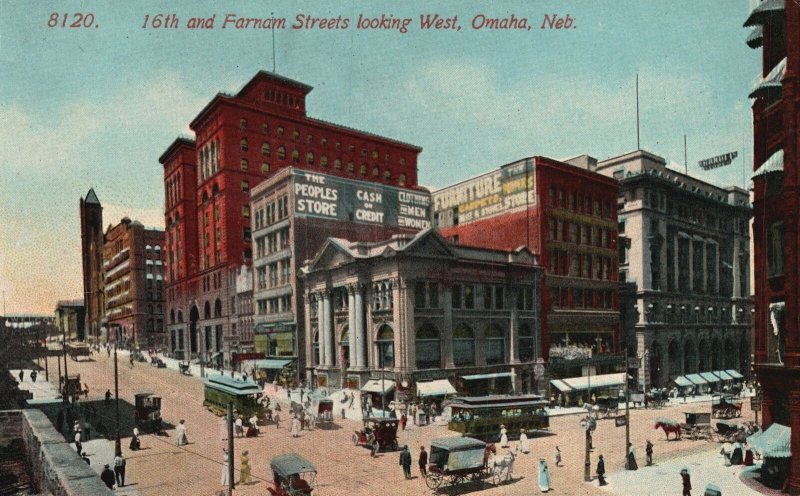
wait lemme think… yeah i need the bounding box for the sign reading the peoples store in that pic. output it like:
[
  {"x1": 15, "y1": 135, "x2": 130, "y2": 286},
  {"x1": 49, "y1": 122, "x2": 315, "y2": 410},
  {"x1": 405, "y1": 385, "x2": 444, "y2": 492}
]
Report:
[{"x1": 293, "y1": 170, "x2": 431, "y2": 229}]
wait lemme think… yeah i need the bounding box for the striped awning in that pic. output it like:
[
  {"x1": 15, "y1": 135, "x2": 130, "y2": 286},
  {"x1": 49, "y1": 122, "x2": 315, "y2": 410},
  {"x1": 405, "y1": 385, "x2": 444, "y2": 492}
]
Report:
[
  {"x1": 550, "y1": 379, "x2": 573, "y2": 392},
  {"x1": 685, "y1": 374, "x2": 707, "y2": 385},
  {"x1": 744, "y1": 0, "x2": 785, "y2": 27},
  {"x1": 746, "y1": 26, "x2": 763, "y2": 48},
  {"x1": 674, "y1": 376, "x2": 693, "y2": 387},
  {"x1": 561, "y1": 373, "x2": 625, "y2": 392},
  {"x1": 417, "y1": 379, "x2": 457, "y2": 397},
  {"x1": 753, "y1": 149, "x2": 784, "y2": 178},
  {"x1": 748, "y1": 423, "x2": 791, "y2": 458},
  {"x1": 749, "y1": 57, "x2": 786, "y2": 99}
]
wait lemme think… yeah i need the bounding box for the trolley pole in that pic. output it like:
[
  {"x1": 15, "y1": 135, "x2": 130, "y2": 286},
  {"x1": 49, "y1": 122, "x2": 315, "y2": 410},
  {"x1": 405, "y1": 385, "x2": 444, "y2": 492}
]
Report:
[
  {"x1": 227, "y1": 401, "x2": 235, "y2": 496},
  {"x1": 624, "y1": 349, "x2": 631, "y2": 468}
]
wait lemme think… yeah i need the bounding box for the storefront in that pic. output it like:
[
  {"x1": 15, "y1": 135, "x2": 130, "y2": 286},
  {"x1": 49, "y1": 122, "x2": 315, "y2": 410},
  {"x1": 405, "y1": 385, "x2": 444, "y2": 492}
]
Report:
[{"x1": 549, "y1": 372, "x2": 625, "y2": 406}]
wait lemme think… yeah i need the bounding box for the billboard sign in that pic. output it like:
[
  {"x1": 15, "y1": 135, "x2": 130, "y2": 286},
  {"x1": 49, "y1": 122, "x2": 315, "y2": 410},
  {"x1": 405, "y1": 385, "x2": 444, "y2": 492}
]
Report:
[
  {"x1": 292, "y1": 170, "x2": 431, "y2": 230},
  {"x1": 698, "y1": 151, "x2": 738, "y2": 170}
]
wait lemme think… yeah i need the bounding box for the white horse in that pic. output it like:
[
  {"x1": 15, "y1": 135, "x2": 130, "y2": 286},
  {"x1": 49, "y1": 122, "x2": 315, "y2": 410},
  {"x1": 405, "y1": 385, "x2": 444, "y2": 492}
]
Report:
[{"x1": 491, "y1": 450, "x2": 516, "y2": 484}]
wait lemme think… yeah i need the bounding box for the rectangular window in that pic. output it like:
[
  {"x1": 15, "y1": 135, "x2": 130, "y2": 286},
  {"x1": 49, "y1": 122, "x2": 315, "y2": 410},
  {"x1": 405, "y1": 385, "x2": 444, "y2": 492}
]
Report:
[
  {"x1": 414, "y1": 281, "x2": 426, "y2": 308},
  {"x1": 452, "y1": 284, "x2": 462, "y2": 308},
  {"x1": 549, "y1": 187, "x2": 556, "y2": 206},
  {"x1": 494, "y1": 286, "x2": 504, "y2": 309},
  {"x1": 570, "y1": 254, "x2": 579, "y2": 276},
  {"x1": 569, "y1": 192, "x2": 576, "y2": 210},
  {"x1": 243, "y1": 227, "x2": 251, "y2": 242},
  {"x1": 241, "y1": 205, "x2": 250, "y2": 218},
  {"x1": 464, "y1": 285, "x2": 475, "y2": 309},
  {"x1": 483, "y1": 285, "x2": 493, "y2": 310},
  {"x1": 429, "y1": 283, "x2": 439, "y2": 308},
  {"x1": 241, "y1": 180, "x2": 250, "y2": 192},
  {"x1": 549, "y1": 219, "x2": 556, "y2": 240},
  {"x1": 569, "y1": 223, "x2": 577, "y2": 243},
  {"x1": 574, "y1": 287, "x2": 584, "y2": 308}
]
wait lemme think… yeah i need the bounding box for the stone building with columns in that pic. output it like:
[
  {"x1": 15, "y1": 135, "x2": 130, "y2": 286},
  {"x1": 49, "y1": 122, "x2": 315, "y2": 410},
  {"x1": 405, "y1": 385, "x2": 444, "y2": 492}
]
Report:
[
  {"x1": 595, "y1": 150, "x2": 752, "y2": 389},
  {"x1": 301, "y1": 228, "x2": 544, "y2": 396}
]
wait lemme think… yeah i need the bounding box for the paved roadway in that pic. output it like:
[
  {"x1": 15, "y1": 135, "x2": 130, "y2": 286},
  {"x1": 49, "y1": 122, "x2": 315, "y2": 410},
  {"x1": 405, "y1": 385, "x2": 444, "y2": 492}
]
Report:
[{"x1": 25, "y1": 353, "x2": 769, "y2": 496}]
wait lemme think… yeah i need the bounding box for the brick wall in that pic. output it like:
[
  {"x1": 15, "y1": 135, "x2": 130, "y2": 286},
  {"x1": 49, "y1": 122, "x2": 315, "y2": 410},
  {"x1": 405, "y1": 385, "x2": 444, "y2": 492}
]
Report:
[{"x1": 0, "y1": 409, "x2": 113, "y2": 495}]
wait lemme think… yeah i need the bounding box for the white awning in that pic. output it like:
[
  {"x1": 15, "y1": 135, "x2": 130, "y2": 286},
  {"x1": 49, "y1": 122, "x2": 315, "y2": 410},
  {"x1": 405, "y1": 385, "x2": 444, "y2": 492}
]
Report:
[
  {"x1": 746, "y1": 26, "x2": 763, "y2": 48},
  {"x1": 748, "y1": 423, "x2": 791, "y2": 458},
  {"x1": 361, "y1": 379, "x2": 396, "y2": 394},
  {"x1": 550, "y1": 379, "x2": 573, "y2": 392},
  {"x1": 753, "y1": 149, "x2": 784, "y2": 178},
  {"x1": 560, "y1": 373, "x2": 625, "y2": 392},
  {"x1": 685, "y1": 374, "x2": 707, "y2": 385},
  {"x1": 749, "y1": 57, "x2": 786, "y2": 99},
  {"x1": 744, "y1": 0, "x2": 785, "y2": 27},
  {"x1": 416, "y1": 379, "x2": 457, "y2": 397},
  {"x1": 674, "y1": 376, "x2": 693, "y2": 387}
]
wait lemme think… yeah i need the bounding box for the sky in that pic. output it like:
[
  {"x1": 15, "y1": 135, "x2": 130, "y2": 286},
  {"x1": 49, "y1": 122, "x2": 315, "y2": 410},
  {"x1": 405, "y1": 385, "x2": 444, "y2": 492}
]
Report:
[{"x1": 0, "y1": 1, "x2": 761, "y2": 314}]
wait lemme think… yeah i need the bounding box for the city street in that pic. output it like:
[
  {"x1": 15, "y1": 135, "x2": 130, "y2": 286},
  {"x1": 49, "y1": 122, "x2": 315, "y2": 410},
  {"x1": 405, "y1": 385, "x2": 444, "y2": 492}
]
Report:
[{"x1": 19, "y1": 352, "x2": 766, "y2": 496}]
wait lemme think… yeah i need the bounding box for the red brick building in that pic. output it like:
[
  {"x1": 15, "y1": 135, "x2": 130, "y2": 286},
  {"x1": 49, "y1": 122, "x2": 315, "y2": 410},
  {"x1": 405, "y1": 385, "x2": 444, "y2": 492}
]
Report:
[
  {"x1": 746, "y1": 0, "x2": 800, "y2": 492},
  {"x1": 432, "y1": 155, "x2": 620, "y2": 381},
  {"x1": 161, "y1": 71, "x2": 421, "y2": 365}
]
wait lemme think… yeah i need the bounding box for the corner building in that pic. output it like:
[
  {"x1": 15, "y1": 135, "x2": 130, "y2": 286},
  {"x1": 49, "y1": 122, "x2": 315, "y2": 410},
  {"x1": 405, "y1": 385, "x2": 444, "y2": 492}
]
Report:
[
  {"x1": 595, "y1": 150, "x2": 752, "y2": 390},
  {"x1": 161, "y1": 71, "x2": 422, "y2": 367},
  {"x1": 432, "y1": 156, "x2": 620, "y2": 387},
  {"x1": 745, "y1": 0, "x2": 800, "y2": 492}
]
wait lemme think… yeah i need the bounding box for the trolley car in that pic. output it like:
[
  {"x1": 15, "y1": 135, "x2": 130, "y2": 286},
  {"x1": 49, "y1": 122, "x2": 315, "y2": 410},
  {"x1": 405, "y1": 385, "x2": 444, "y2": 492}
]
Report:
[
  {"x1": 203, "y1": 375, "x2": 263, "y2": 418},
  {"x1": 448, "y1": 394, "x2": 549, "y2": 440}
]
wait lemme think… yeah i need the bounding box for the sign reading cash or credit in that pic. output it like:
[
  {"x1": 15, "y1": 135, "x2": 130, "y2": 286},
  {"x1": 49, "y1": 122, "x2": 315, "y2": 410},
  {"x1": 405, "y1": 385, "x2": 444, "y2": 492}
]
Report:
[
  {"x1": 292, "y1": 170, "x2": 431, "y2": 229},
  {"x1": 698, "y1": 151, "x2": 738, "y2": 170}
]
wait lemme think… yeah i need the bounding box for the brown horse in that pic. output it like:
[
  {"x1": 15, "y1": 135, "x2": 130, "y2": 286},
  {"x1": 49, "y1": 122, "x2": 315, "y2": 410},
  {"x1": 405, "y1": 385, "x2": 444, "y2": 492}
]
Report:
[
  {"x1": 484, "y1": 443, "x2": 497, "y2": 467},
  {"x1": 654, "y1": 421, "x2": 682, "y2": 440}
]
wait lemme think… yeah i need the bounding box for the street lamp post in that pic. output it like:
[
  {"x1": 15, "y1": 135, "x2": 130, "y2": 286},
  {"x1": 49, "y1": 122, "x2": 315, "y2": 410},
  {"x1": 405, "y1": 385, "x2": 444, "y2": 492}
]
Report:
[
  {"x1": 580, "y1": 416, "x2": 596, "y2": 481},
  {"x1": 114, "y1": 343, "x2": 121, "y2": 456}
]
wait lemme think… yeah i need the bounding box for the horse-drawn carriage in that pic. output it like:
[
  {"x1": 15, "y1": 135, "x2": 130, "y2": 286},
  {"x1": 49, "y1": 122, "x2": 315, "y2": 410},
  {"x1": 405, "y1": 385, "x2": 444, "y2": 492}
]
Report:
[
  {"x1": 352, "y1": 418, "x2": 399, "y2": 454},
  {"x1": 66, "y1": 343, "x2": 91, "y2": 361},
  {"x1": 645, "y1": 388, "x2": 670, "y2": 408},
  {"x1": 682, "y1": 412, "x2": 712, "y2": 440},
  {"x1": 267, "y1": 453, "x2": 316, "y2": 496},
  {"x1": 425, "y1": 437, "x2": 499, "y2": 490},
  {"x1": 714, "y1": 420, "x2": 745, "y2": 443},
  {"x1": 307, "y1": 393, "x2": 334, "y2": 429},
  {"x1": 134, "y1": 391, "x2": 162, "y2": 433},
  {"x1": 594, "y1": 396, "x2": 619, "y2": 418},
  {"x1": 712, "y1": 395, "x2": 743, "y2": 419},
  {"x1": 178, "y1": 361, "x2": 191, "y2": 375}
]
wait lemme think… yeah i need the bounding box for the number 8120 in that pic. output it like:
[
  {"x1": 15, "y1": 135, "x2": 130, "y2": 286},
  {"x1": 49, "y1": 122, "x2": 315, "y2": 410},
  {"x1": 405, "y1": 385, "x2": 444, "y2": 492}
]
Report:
[{"x1": 48, "y1": 13, "x2": 97, "y2": 28}]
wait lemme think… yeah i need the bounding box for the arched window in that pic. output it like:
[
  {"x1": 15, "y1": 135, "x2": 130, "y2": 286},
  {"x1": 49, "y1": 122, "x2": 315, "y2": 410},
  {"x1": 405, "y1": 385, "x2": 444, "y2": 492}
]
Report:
[
  {"x1": 340, "y1": 326, "x2": 350, "y2": 369},
  {"x1": 261, "y1": 163, "x2": 270, "y2": 174},
  {"x1": 376, "y1": 325, "x2": 394, "y2": 368},
  {"x1": 177, "y1": 310, "x2": 184, "y2": 323},
  {"x1": 306, "y1": 152, "x2": 314, "y2": 165},
  {"x1": 683, "y1": 340, "x2": 696, "y2": 374},
  {"x1": 347, "y1": 162, "x2": 355, "y2": 173},
  {"x1": 292, "y1": 149, "x2": 300, "y2": 163},
  {"x1": 398, "y1": 173, "x2": 407, "y2": 186},
  {"x1": 334, "y1": 159, "x2": 341, "y2": 170},
  {"x1": 360, "y1": 164, "x2": 367, "y2": 176},
  {"x1": 214, "y1": 298, "x2": 222, "y2": 318},
  {"x1": 320, "y1": 155, "x2": 328, "y2": 167},
  {"x1": 415, "y1": 324, "x2": 440, "y2": 369},
  {"x1": 372, "y1": 166, "x2": 380, "y2": 177},
  {"x1": 484, "y1": 324, "x2": 506, "y2": 365},
  {"x1": 453, "y1": 324, "x2": 475, "y2": 366},
  {"x1": 277, "y1": 146, "x2": 286, "y2": 160},
  {"x1": 240, "y1": 138, "x2": 248, "y2": 151},
  {"x1": 519, "y1": 323, "x2": 535, "y2": 362},
  {"x1": 240, "y1": 159, "x2": 249, "y2": 171},
  {"x1": 383, "y1": 170, "x2": 391, "y2": 181},
  {"x1": 170, "y1": 309, "x2": 176, "y2": 325},
  {"x1": 262, "y1": 142, "x2": 270, "y2": 156},
  {"x1": 204, "y1": 301, "x2": 211, "y2": 320},
  {"x1": 313, "y1": 330, "x2": 320, "y2": 366}
]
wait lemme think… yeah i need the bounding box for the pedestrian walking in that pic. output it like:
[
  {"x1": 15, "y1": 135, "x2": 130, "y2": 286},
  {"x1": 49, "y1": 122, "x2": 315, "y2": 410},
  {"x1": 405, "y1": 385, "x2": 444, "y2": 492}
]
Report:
[
  {"x1": 235, "y1": 416, "x2": 244, "y2": 437},
  {"x1": 221, "y1": 448, "x2": 230, "y2": 487},
  {"x1": 74, "y1": 431, "x2": 82, "y2": 454},
  {"x1": 114, "y1": 453, "x2": 126, "y2": 487},
  {"x1": 30, "y1": 370, "x2": 37, "y2": 383},
  {"x1": 105, "y1": 389, "x2": 112, "y2": 405},
  {"x1": 290, "y1": 416, "x2": 301, "y2": 438},
  {"x1": 101, "y1": 464, "x2": 116, "y2": 489},
  {"x1": 645, "y1": 440, "x2": 654, "y2": 466},
  {"x1": 18, "y1": 369, "x2": 24, "y2": 382},
  {"x1": 83, "y1": 383, "x2": 89, "y2": 399},
  {"x1": 274, "y1": 410, "x2": 281, "y2": 429},
  {"x1": 596, "y1": 454, "x2": 607, "y2": 486},
  {"x1": 399, "y1": 445, "x2": 412, "y2": 479},
  {"x1": 626, "y1": 442, "x2": 638, "y2": 470},
  {"x1": 239, "y1": 450, "x2": 252, "y2": 485},
  {"x1": 175, "y1": 419, "x2": 188, "y2": 446},
  {"x1": 499, "y1": 424, "x2": 509, "y2": 448},
  {"x1": 418, "y1": 446, "x2": 428, "y2": 477},
  {"x1": 555, "y1": 446, "x2": 562, "y2": 467},
  {"x1": 81, "y1": 452, "x2": 90, "y2": 465},
  {"x1": 538, "y1": 459, "x2": 551, "y2": 492},
  {"x1": 680, "y1": 467, "x2": 692, "y2": 496},
  {"x1": 519, "y1": 431, "x2": 530, "y2": 454},
  {"x1": 129, "y1": 427, "x2": 141, "y2": 450},
  {"x1": 400, "y1": 413, "x2": 407, "y2": 431}
]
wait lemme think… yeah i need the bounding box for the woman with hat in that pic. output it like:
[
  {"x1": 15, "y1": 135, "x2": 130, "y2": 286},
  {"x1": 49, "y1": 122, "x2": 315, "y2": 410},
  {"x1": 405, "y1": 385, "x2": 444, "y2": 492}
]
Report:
[
  {"x1": 239, "y1": 450, "x2": 252, "y2": 485},
  {"x1": 499, "y1": 424, "x2": 509, "y2": 448}
]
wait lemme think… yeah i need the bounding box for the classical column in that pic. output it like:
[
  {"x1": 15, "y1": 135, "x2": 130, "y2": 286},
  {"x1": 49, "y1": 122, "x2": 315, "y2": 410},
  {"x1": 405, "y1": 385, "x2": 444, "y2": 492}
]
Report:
[
  {"x1": 303, "y1": 292, "x2": 314, "y2": 370},
  {"x1": 355, "y1": 286, "x2": 366, "y2": 369},
  {"x1": 701, "y1": 242, "x2": 708, "y2": 294},
  {"x1": 673, "y1": 236, "x2": 680, "y2": 291},
  {"x1": 316, "y1": 294, "x2": 325, "y2": 367},
  {"x1": 509, "y1": 286, "x2": 520, "y2": 364},
  {"x1": 347, "y1": 286, "x2": 356, "y2": 370},
  {"x1": 323, "y1": 292, "x2": 334, "y2": 367},
  {"x1": 443, "y1": 284, "x2": 455, "y2": 368},
  {"x1": 688, "y1": 238, "x2": 694, "y2": 293}
]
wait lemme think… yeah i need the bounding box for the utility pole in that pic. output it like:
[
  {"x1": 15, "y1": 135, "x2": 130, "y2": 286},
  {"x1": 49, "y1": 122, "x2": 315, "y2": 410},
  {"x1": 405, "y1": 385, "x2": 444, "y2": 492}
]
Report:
[
  {"x1": 625, "y1": 348, "x2": 631, "y2": 468},
  {"x1": 227, "y1": 401, "x2": 235, "y2": 496},
  {"x1": 114, "y1": 343, "x2": 121, "y2": 456}
]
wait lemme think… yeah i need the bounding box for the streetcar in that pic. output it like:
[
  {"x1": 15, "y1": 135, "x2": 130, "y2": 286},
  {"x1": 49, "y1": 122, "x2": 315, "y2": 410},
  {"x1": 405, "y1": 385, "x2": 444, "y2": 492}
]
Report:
[
  {"x1": 447, "y1": 394, "x2": 549, "y2": 440},
  {"x1": 203, "y1": 375, "x2": 263, "y2": 418},
  {"x1": 66, "y1": 343, "x2": 91, "y2": 361}
]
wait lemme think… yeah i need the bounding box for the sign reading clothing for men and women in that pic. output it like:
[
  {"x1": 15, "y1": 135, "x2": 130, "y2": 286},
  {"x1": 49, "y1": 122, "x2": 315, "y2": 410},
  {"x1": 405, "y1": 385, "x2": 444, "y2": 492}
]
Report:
[{"x1": 292, "y1": 170, "x2": 432, "y2": 229}]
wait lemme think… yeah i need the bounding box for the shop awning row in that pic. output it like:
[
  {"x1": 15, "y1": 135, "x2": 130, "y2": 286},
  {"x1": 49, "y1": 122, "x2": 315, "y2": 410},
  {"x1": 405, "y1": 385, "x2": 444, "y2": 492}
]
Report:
[
  {"x1": 461, "y1": 372, "x2": 512, "y2": 381},
  {"x1": 549, "y1": 373, "x2": 625, "y2": 392},
  {"x1": 674, "y1": 370, "x2": 743, "y2": 387},
  {"x1": 749, "y1": 57, "x2": 787, "y2": 99},
  {"x1": 361, "y1": 379, "x2": 396, "y2": 394},
  {"x1": 253, "y1": 358, "x2": 292, "y2": 370},
  {"x1": 748, "y1": 423, "x2": 791, "y2": 458},
  {"x1": 743, "y1": 0, "x2": 785, "y2": 28},
  {"x1": 726, "y1": 369, "x2": 744, "y2": 379},
  {"x1": 673, "y1": 376, "x2": 693, "y2": 387},
  {"x1": 417, "y1": 379, "x2": 457, "y2": 397}
]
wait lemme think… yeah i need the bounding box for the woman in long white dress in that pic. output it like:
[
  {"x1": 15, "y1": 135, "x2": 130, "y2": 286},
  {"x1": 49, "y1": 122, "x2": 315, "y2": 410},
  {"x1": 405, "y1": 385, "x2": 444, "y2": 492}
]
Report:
[
  {"x1": 220, "y1": 448, "x2": 229, "y2": 487},
  {"x1": 519, "y1": 432, "x2": 530, "y2": 454},
  {"x1": 175, "y1": 419, "x2": 188, "y2": 446},
  {"x1": 500, "y1": 424, "x2": 509, "y2": 448},
  {"x1": 538, "y1": 458, "x2": 551, "y2": 492},
  {"x1": 290, "y1": 416, "x2": 301, "y2": 438}
]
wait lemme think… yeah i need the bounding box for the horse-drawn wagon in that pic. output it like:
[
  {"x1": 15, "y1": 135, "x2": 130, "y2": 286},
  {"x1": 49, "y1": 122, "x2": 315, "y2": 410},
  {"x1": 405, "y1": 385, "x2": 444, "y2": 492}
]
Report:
[
  {"x1": 595, "y1": 396, "x2": 620, "y2": 418},
  {"x1": 682, "y1": 412, "x2": 712, "y2": 440},
  {"x1": 712, "y1": 394, "x2": 743, "y2": 419},
  {"x1": 425, "y1": 437, "x2": 496, "y2": 490}
]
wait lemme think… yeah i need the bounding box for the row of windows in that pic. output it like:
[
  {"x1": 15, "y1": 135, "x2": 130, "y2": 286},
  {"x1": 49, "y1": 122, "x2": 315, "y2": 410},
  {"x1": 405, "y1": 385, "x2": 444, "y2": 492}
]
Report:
[
  {"x1": 253, "y1": 196, "x2": 290, "y2": 230},
  {"x1": 552, "y1": 287, "x2": 613, "y2": 309},
  {"x1": 199, "y1": 140, "x2": 220, "y2": 183},
  {"x1": 548, "y1": 219, "x2": 613, "y2": 248},
  {"x1": 550, "y1": 250, "x2": 613, "y2": 280},
  {"x1": 166, "y1": 174, "x2": 182, "y2": 209},
  {"x1": 549, "y1": 186, "x2": 612, "y2": 219},
  {"x1": 414, "y1": 283, "x2": 537, "y2": 311},
  {"x1": 254, "y1": 227, "x2": 290, "y2": 258},
  {"x1": 256, "y1": 258, "x2": 291, "y2": 290},
  {"x1": 256, "y1": 294, "x2": 293, "y2": 315}
]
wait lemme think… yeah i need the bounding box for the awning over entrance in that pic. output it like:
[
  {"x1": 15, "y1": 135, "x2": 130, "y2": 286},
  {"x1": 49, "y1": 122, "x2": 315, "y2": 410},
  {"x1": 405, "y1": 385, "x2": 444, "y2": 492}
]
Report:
[
  {"x1": 725, "y1": 369, "x2": 744, "y2": 380},
  {"x1": 748, "y1": 423, "x2": 791, "y2": 458},
  {"x1": 753, "y1": 149, "x2": 784, "y2": 179},
  {"x1": 461, "y1": 372, "x2": 512, "y2": 381},
  {"x1": 361, "y1": 379, "x2": 396, "y2": 394},
  {"x1": 684, "y1": 374, "x2": 707, "y2": 385},
  {"x1": 743, "y1": 0, "x2": 785, "y2": 27},
  {"x1": 417, "y1": 379, "x2": 457, "y2": 397},
  {"x1": 714, "y1": 370, "x2": 734, "y2": 381},
  {"x1": 253, "y1": 358, "x2": 291, "y2": 370},
  {"x1": 558, "y1": 373, "x2": 625, "y2": 392},
  {"x1": 549, "y1": 379, "x2": 573, "y2": 392},
  {"x1": 699, "y1": 372, "x2": 720, "y2": 383},
  {"x1": 673, "y1": 376, "x2": 693, "y2": 387},
  {"x1": 750, "y1": 57, "x2": 786, "y2": 100}
]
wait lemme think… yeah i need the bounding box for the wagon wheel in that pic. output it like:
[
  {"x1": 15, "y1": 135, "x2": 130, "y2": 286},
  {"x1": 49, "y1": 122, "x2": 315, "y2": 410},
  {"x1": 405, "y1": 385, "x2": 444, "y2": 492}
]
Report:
[
  {"x1": 352, "y1": 434, "x2": 359, "y2": 445},
  {"x1": 390, "y1": 439, "x2": 399, "y2": 451},
  {"x1": 425, "y1": 472, "x2": 443, "y2": 490},
  {"x1": 451, "y1": 474, "x2": 466, "y2": 486},
  {"x1": 470, "y1": 470, "x2": 483, "y2": 481}
]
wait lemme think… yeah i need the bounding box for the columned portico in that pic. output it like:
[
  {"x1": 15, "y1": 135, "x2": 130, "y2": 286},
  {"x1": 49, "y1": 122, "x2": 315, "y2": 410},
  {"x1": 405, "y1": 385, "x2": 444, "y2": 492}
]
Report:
[{"x1": 355, "y1": 286, "x2": 366, "y2": 369}]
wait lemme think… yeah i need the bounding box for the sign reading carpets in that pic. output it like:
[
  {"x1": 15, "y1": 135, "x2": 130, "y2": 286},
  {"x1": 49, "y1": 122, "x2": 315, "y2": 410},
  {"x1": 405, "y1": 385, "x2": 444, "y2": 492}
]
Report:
[
  {"x1": 292, "y1": 170, "x2": 431, "y2": 229},
  {"x1": 432, "y1": 159, "x2": 536, "y2": 224},
  {"x1": 698, "y1": 151, "x2": 738, "y2": 170}
]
